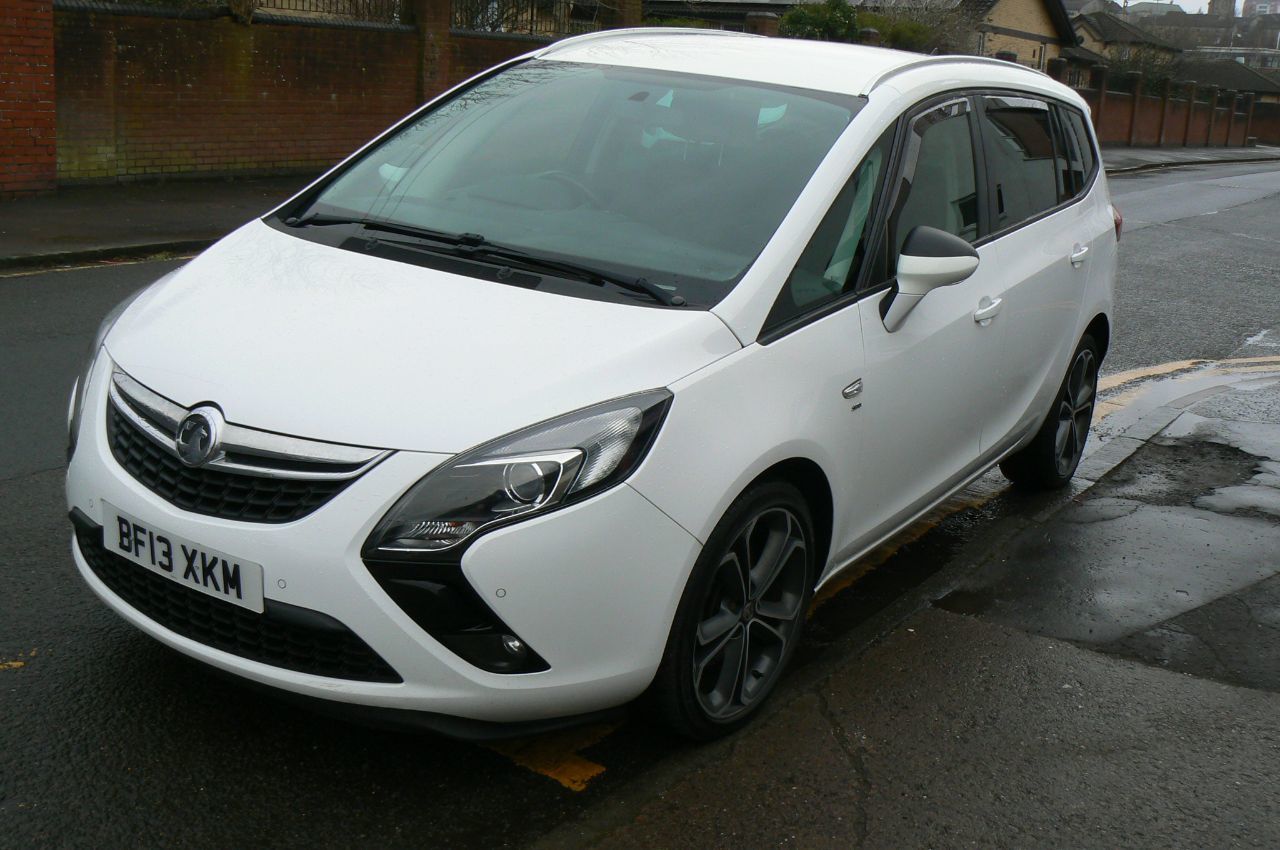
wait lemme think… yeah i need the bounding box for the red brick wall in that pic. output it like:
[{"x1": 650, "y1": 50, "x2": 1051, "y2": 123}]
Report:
[
  {"x1": 1078, "y1": 84, "x2": 1267, "y2": 146},
  {"x1": 54, "y1": 9, "x2": 422, "y2": 183},
  {"x1": 0, "y1": 0, "x2": 56, "y2": 197}
]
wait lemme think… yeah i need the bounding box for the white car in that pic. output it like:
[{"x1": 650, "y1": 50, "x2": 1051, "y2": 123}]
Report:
[{"x1": 66, "y1": 30, "x2": 1117, "y2": 739}]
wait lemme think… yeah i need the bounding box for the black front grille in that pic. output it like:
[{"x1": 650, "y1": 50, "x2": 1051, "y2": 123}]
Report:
[
  {"x1": 76, "y1": 522, "x2": 402, "y2": 683},
  {"x1": 107, "y1": 404, "x2": 351, "y2": 523}
]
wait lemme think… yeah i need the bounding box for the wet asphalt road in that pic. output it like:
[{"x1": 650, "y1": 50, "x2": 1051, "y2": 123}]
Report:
[{"x1": 2, "y1": 162, "x2": 1280, "y2": 848}]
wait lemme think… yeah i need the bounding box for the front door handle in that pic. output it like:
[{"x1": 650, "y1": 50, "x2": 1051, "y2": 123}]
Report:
[
  {"x1": 973, "y1": 297, "x2": 1003, "y2": 324},
  {"x1": 1070, "y1": 244, "x2": 1090, "y2": 267}
]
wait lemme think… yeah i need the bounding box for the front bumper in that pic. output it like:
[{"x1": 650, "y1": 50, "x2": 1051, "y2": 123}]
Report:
[{"x1": 66, "y1": 355, "x2": 702, "y2": 723}]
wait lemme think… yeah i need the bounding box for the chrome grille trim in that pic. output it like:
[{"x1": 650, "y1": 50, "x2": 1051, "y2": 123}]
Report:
[{"x1": 109, "y1": 367, "x2": 391, "y2": 482}]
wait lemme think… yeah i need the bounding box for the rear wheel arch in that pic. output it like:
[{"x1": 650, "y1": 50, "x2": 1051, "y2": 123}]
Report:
[{"x1": 1084, "y1": 313, "x2": 1110, "y2": 362}]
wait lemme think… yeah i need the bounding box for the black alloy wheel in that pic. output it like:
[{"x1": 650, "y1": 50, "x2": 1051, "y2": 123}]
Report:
[
  {"x1": 653, "y1": 481, "x2": 816, "y2": 739},
  {"x1": 1000, "y1": 333, "x2": 1102, "y2": 490},
  {"x1": 1054, "y1": 346, "x2": 1098, "y2": 478}
]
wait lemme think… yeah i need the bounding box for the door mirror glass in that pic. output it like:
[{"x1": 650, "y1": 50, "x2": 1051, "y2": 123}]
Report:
[{"x1": 882, "y1": 225, "x2": 979, "y2": 331}]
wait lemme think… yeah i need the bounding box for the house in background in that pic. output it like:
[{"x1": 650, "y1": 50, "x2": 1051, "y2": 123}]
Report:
[
  {"x1": 1179, "y1": 57, "x2": 1280, "y2": 100},
  {"x1": 1072, "y1": 10, "x2": 1181, "y2": 61},
  {"x1": 960, "y1": 0, "x2": 1079, "y2": 69},
  {"x1": 1124, "y1": 0, "x2": 1183, "y2": 16},
  {"x1": 643, "y1": 0, "x2": 1081, "y2": 71}
]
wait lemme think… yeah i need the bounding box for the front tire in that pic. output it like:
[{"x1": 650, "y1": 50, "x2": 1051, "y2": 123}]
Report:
[
  {"x1": 1000, "y1": 333, "x2": 1101, "y2": 490},
  {"x1": 652, "y1": 480, "x2": 816, "y2": 740}
]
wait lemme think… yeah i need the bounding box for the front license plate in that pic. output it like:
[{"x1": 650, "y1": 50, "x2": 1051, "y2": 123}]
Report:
[{"x1": 104, "y1": 503, "x2": 265, "y2": 613}]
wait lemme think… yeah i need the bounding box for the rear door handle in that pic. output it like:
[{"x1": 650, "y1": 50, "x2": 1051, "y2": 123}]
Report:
[
  {"x1": 1070, "y1": 244, "x2": 1090, "y2": 267},
  {"x1": 973, "y1": 297, "x2": 1003, "y2": 324}
]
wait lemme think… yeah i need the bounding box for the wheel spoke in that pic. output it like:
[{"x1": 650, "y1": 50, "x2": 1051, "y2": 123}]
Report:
[
  {"x1": 756, "y1": 592, "x2": 802, "y2": 623},
  {"x1": 751, "y1": 531, "x2": 802, "y2": 602},
  {"x1": 696, "y1": 624, "x2": 745, "y2": 712},
  {"x1": 697, "y1": 605, "x2": 739, "y2": 647},
  {"x1": 717, "y1": 551, "x2": 748, "y2": 609},
  {"x1": 750, "y1": 616, "x2": 788, "y2": 646},
  {"x1": 1074, "y1": 410, "x2": 1091, "y2": 454},
  {"x1": 1054, "y1": 409, "x2": 1073, "y2": 459},
  {"x1": 741, "y1": 619, "x2": 785, "y2": 703}
]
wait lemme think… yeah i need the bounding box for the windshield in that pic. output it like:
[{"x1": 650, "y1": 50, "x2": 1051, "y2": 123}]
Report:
[{"x1": 291, "y1": 60, "x2": 862, "y2": 307}]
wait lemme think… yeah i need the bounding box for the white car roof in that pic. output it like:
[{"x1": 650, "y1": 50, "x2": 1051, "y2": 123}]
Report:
[{"x1": 535, "y1": 29, "x2": 1055, "y2": 99}]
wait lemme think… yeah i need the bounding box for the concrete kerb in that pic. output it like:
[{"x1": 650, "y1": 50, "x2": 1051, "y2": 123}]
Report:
[
  {"x1": 1104, "y1": 155, "x2": 1280, "y2": 176},
  {"x1": 0, "y1": 239, "x2": 213, "y2": 274}
]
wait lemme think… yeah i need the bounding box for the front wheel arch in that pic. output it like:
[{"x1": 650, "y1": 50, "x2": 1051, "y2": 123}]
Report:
[{"x1": 739, "y1": 457, "x2": 833, "y2": 584}]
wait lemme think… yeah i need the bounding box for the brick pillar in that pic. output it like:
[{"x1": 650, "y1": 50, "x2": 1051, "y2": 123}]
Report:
[
  {"x1": 1242, "y1": 92, "x2": 1256, "y2": 146},
  {"x1": 600, "y1": 0, "x2": 641, "y2": 28},
  {"x1": 1204, "y1": 86, "x2": 1220, "y2": 146},
  {"x1": 1091, "y1": 65, "x2": 1109, "y2": 139},
  {"x1": 1181, "y1": 80, "x2": 1197, "y2": 147},
  {"x1": 1218, "y1": 90, "x2": 1239, "y2": 145},
  {"x1": 408, "y1": 0, "x2": 452, "y2": 105},
  {"x1": 1223, "y1": 90, "x2": 1238, "y2": 146},
  {"x1": 744, "y1": 12, "x2": 779, "y2": 37},
  {"x1": 1156, "y1": 77, "x2": 1173, "y2": 147},
  {"x1": 0, "y1": 0, "x2": 56, "y2": 198},
  {"x1": 1125, "y1": 71, "x2": 1144, "y2": 147}
]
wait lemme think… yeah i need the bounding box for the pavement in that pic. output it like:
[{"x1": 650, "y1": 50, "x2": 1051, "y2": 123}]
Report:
[
  {"x1": 0, "y1": 175, "x2": 312, "y2": 270},
  {"x1": 2, "y1": 145, "x2": 1279, "y2": 272},
  {"x1": 1101, "y1": 143, "x2": 1280, "y2": 174},
  {"x1": 532, "y1": 350, "x2": 1280, "y2": 850}
]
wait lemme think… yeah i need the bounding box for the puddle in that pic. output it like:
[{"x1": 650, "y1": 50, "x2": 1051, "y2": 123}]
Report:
[{"x1": 1090, "y1": 439, "x2": 1259, "y2": 506}]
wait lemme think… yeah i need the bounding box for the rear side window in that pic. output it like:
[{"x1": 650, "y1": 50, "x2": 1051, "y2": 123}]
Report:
[
  {"x1": 1056, "y1": 106, "x2": 1097, "y2": 200},
  {"x1": 978, "y1": 95, "x2": 1059, "y2": 232}
]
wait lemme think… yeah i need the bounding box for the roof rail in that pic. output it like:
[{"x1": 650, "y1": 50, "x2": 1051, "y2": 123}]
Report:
[
  {"x1": 863, "y1": 54, "x2": 1050, "y2": 93},
  {"x1": 534, "y1": 27, "x2": 760, "y2": 58}
]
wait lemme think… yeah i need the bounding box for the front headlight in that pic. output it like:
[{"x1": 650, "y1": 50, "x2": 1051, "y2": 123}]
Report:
[
  {"x1": 67, "y1": 288, "x2": 148, "y2": 459},
  {"x1": 364, "y1": 389, "x2": 673, "y2": 557}
]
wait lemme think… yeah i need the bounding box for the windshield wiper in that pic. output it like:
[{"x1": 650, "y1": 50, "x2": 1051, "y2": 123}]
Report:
[
  {"x1": 457, "y1": 242, "x2": 685, "y2": 307},
  {"x1": 284, "y1": 213, "x2": 468, "y2": 247},
  {"x1": 286, "y1": 214, "x2": 685, "y2": 307}
]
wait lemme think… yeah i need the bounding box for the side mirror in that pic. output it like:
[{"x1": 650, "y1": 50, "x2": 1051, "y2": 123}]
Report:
[{"x1": 881, "y1": 226, "x2": 980, "y2": 332}]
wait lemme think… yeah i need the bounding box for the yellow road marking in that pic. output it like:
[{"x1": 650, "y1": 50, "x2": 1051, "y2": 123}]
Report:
[
  {"x1": 485, "y1": 723, "x2": 616, "y2": 792},
  {"x1": 1095, "y1": 384, "x2": 1148, "y2": 423},
  {"x1": 1, "y1": 649, "x2": 34, "y2": 671},
  {"x1": 1098, "y1": 355, "x2": 1280, "y2": 395},
  {"x1": 1098, "y1": 359, "x2": 1207, "y2": 392}
]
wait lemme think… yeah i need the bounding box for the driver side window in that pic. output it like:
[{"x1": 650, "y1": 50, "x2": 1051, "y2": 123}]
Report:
[
  {"x1": 888, "y1": 99, "x2": 980, "y2": 274},
  {"x1": 763, "y1": 126, "x2": 895, "y2": 331}
]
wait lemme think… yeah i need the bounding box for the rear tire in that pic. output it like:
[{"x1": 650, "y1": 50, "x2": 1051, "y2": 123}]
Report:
[
  {"x1": 652, "y1": 480, "x2": 816, "y2": 741},
  {"x1": 1000, "y1": 334, "x2": 1101, "y2": 490}
]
